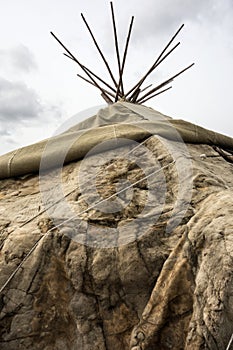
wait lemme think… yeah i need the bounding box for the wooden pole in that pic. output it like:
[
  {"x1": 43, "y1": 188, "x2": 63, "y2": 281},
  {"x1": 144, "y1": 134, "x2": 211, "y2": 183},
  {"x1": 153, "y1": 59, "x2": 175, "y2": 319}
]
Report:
[
  {"x1": 139, "y1": 86, "x2": 172, "y2": 104},
  {"x1": 124, "y1": 24, "x2": 184, "y2": 99},
  {"x1": 137, "y1": 63, "x2": 194, "y2": 103},
  {"x1": 64, "y1": 53, "x2": 118, "y2": 94},
  {"x1": 110, "y1": 2, "x2": 122, "y2": 99},
  {"x1": 77, "y1": 74, "x2": 115, "y2": 98},
  {"x1": 51, "y1": 31, "x2": 113, "y2": 103},
  {"x1": 81, "y1": 13, "x2": 118, "y2": 87},
  {"x1": 115, "y1": 15, "x2": 134, "y2": 101}
]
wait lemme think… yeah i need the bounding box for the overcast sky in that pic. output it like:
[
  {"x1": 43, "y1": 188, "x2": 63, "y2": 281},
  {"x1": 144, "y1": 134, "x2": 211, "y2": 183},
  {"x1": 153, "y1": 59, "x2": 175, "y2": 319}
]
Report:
[{"x1": 0, "y1": 0, "x2": 233, "y2": 155}]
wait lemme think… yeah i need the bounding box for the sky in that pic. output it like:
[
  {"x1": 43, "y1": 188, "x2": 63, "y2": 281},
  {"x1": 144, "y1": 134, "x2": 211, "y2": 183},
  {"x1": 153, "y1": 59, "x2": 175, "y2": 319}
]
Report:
[{"x1": 0, "y1": 0, "x2": 233, "y2": 155}]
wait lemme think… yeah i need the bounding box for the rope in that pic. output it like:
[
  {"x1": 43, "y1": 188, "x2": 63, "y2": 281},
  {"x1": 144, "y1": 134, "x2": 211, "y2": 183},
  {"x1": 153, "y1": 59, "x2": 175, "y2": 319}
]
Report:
[
  {"x1": 213, "y1": 146, "x2": 233, "y2": 164},
  {"x1": 7, "y1": 138, "x2": 150, "y2": 236},
  {"x1": 226, "y1": 333, "x2": 233, "y2": 350},
  {"x1": 112, "y1": 124, "x2": 118, "y2": 140},
  {"x1": 7, "y1": 149, "x2": 18, "y2": 177},
  {"x1": 0, "y1": 159, "x2": 175, "y2": 294},
  {"x1": 0, "y1": 236, "x2": 43, "y2": 294}
]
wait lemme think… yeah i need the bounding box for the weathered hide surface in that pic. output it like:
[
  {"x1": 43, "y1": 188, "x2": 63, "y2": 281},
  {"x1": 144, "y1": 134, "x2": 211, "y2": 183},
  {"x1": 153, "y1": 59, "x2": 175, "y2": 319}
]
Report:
[{"x1": 0, "y1": 135, "x2": 233, "y2": 350}]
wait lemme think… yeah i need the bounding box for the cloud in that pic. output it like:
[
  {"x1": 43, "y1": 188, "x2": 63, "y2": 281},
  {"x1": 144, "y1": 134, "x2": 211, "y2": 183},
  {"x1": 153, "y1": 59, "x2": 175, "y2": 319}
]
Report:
[
  {"x1": 0, "y1": 77, "x2": 63, "y2": 147},
  {"x1": 91, "y1": 0, "x2": 233, "y2": 55},
  {"x1": 0, "y1": 75, "x2": 63, "y2": 155},
  {"x1": 121, "y1": 0, "x2": 233, "y2": 36},
  {"x1": 0, "y1": 127, "x2": 11, "y2": 136},
  {"x1": 0, "y1": 77, "x2": 42, "y2": 122},
  {"x1": 76, "y1": 0, "x2": 233, "y2": 79},
  {"x1": 0, "y1": 44, "x2": 37, "y2": 74},
  {"x1": 0, "y1": 46, "x2": 42, "y2": 142}
]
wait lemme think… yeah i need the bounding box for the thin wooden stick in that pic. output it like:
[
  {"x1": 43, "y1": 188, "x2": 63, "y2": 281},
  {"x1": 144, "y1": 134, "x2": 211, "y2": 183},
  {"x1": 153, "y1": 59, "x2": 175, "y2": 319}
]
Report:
[
  {"x1": 130, "y1": 88, "x2": 141, "y2": 103},
  {"x1": 115, "y1": 15, "x2": 134, "y2": 101},
  {"x1": 124, "y1": 24, "x2": 184, "y2": 98},
  {"x1": 81, "y1": 13, "x2": 117, "y2": 87},
  {"x1": 101, "y1": 93, "x2": 113, "y2": 104},
  {"x1": 77, "y1": 74, "x2": 116, "y2": 98},
  {"x1": 51, "y1": 32, "x2": 112, "y2": 103},
  {"x1": 140, "y1": 84, "x2": 153, "y2": 93},
  {"x1": 139, "y1": 86, "x2": 172, "y2": 104},
  {"x1": 137, "y1": 41, "x2": 181, "y2": 90},
  {"x1": 137, "y1": 63, "x2": 194, "y2": 103},
  {"x1": 64, "y1": 53, "x2": 118, "y2": 94},
  {"x1": 129, "y1": 42, "x2": 180, "y2": 102},
  {"x1": 136, "y1": 78, "x2": 173, "y2": 103},
  {"x1": 152, "y1": 42, "x2": 180, "y2": 72},
  {"x1": 226, "y1": 332, "x2": 233, "y2": 350},
  {"x1": 110, "y1": 2, "x2": 122, "y2": 100}
]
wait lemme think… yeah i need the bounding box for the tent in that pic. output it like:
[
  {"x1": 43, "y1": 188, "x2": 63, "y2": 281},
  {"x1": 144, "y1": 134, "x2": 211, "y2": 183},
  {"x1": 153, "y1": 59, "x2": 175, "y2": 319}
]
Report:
[
  {"x1": 0, "y1": 3, "x2": 233, "y2": 348},
  {"x1": 0, "y1": 102, "x2": 233, "y2": 350}
]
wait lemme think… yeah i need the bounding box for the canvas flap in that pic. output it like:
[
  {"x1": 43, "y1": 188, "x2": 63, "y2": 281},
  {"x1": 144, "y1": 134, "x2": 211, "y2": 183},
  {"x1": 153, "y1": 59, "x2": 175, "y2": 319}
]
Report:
[{"x1": 0, "y1": 102, "x2": 233, "y2": 179}]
